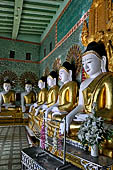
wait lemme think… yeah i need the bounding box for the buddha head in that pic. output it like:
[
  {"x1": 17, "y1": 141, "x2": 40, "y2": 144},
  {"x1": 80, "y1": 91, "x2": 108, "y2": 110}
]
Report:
[
  {"x1": 25, "y1": 80, "x2": 33, "y2": 93},
  {"x1": 82, "y1": 41, "x2": 107, "y2": 77},
  {"x1": 3, "y1": 79, "x2": 11, "y2": 92},
  {"x1": 38, "y1": 76, "x2": 47, "y2": 89},
  {"x1": 59, "y1": 61, "x2": 73, "y2": 83},
  {"x1": 47, "y1": 71, "x2": 58, "y2": 87}
]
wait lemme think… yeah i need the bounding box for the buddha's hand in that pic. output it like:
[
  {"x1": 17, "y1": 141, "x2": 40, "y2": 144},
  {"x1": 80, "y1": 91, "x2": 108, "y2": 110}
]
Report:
[
  {"x1": 42, "y1": 104, "x2": 47, "y2": 110},
  {"x1": 4, "y1": 103, "x2": 13, "y2": 109},
  {"x1": 44, "y1": 108, "x2": 52, "y2": 119},
  {"x1": 22, "y1": 106, "x2": 26, "y2": 113},
  {"x1": 52, "y1": 107, "x2": 59, "y2": 112},
  {"x1": 74, "y1": 113, "x2": 89, "y2": 121},
  {"x1": 52, "y1": 112, "x2": 60, "y2": 117},
  {"x1": 34, "y1": 103, "x2": 38, "y2": 108},
  {"x1": 29, "y1": 105, "x2": 33, "y2": 112},
  {"x1": 35, "y1": 107, "x2": 40, "y2": 116}
]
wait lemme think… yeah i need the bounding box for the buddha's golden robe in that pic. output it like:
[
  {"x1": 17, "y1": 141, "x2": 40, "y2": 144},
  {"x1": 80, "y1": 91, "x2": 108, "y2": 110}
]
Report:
[
  {"x1": 58, "y1": 81, "x2": 78, "y2": 112},
  {"x1": 83, "y1": 72, "x2": 113, "y2": 121},
  {"x1": 24, "y1": 91, "x2": 36, "y2": 105},
  {"x1": 34, "y1": 86, "x2": 59, "y2": 130},
  {"x1": 2, "y1": 90, "x2": 15, "y2": 104},
  {"x1": 47, "y1": 81, "x2": 78, "y2": 137},
  {"x1": 0, "y1": 90, "x2": 19, "y2": 118},
  {"x1": 37, "y1": 88, "x2": 47, "y2": 106},
  {"x1": 29, "y1": 88, "x2": 47, "y2": 117},
  {"x1": 46, "y1": 85, "x2": 59, "y2": 108}
]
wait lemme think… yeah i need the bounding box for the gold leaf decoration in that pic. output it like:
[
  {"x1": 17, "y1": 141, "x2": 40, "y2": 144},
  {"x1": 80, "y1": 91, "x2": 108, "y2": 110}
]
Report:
[
  {"x1": 66, "y1": 44, "x2": 82, "y2": 75},
  {"x1": 43, "y1": 66, "x2": 50, "y2": 77},
  {"x1": 19, "y1": 72, "x2": 38, "y2": 88},
  {"x1": 52, "y1": 57, "x2": 61, "y2": 72},
  {"x1": 0, "y1": 70, "x2": 18, "y2": 87}
]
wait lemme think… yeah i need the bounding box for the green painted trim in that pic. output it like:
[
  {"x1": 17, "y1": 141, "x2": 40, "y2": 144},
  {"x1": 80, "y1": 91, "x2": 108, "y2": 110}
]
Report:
[
  {"x1": 21, "y1": 18, "x2": 50, "y2": 23},
  {"x1": 23, "y1": 13, "x2": 53, "y2": 18},
  {"x1": 12, "y1": 0, "x2": 23, "y2": 39},
  {"x1": 23, "y1": 7, "x2": 56, "y2": 14},
  {"x1": 24, "y1": 0, "x2": 60, "y2": 7},
  {"x1": 21, "y1": 22, "x2": 47, "y2": 27}
]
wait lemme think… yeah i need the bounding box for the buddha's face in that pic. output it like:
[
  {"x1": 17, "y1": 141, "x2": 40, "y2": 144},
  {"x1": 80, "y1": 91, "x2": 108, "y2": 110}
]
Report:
[
  {"x1": 25, "y1": 84, "x2": 32, "y2": 92},
  {"x1": 3, "y1": 83, "x2": 11, "y2": 92},
  {"x1": 38, "y1": 80, "x2": 44, "y2": 89},
  {"x1": 59, "y1": 68, "x2": 69, "y2": 83},
  {"x1": 47, "y1": 76, "x2": 54, "y2": 87},
  {"x1": 82, "y1": 53, "x2": 101, "y2": 76}
]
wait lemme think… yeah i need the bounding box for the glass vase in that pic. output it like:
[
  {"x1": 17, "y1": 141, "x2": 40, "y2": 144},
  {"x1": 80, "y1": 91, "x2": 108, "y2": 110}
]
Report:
[{"x1": 91, "y1": 144, "x2": 98, "y2": 157}]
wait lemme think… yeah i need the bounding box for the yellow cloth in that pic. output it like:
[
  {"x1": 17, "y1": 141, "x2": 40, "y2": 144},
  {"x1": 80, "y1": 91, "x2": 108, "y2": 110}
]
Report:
[
  {"x1": 83, "y1": 72, "x2": 113, "y2": 121},
  {"x1": 2, "y1": 90, "x2": 15, "y2": 104},
  {"x1": 46, "y1": 85, "x2": 59, "y2": 108},
  {"x1": 58, "y1": 81, "x2": 78, "y2": 112},
  {"x1": 24, "y1": 91, "x2": 36, "y2": 104},
  {"x1": 37, "y1": 88, "x2": 48, "y2": 105}
]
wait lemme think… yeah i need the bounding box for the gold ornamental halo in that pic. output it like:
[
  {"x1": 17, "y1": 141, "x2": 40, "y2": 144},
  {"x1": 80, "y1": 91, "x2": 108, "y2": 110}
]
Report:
[
  {"x1": 66, "y1": 44, "x2": 82, "y2": 75},
  {"x1": 52, "y1": 57, "x2": 61, "y2": 72},
  {"x1": 0, "y1": 70, "x2": 18, "y2": 88},
  {"x1": 19, "y1": 71, "x2": 38, "y2": 88},
  {"x1": 43, "y1": 66, "x2": 50, "y2": 77}
]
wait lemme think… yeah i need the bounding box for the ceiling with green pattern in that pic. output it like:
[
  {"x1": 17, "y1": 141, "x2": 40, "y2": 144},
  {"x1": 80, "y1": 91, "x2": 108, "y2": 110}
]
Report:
[{"x1": 0, "y1": 0, "x2": 70, "y2": 43}]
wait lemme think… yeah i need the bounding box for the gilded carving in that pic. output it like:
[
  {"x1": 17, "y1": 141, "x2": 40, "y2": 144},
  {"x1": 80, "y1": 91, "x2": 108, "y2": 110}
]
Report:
[
  {"x1": 66, "y1": 44, "x2": 82, "y2": 75},
  {"x1": 81, "y1": 20, "x2": 89, "y2": 46},
  {"x1": 52, "y1": 57, "x2": 61, "y2": 72},
  {"x1": 19, "y1": 72, "x2": 38, "y2": 88},
  {"x1": 43, "y1": 66, "x2": 50, "y2": 77},
  {"x1": 0, "y1": 70, "x2": 18, "y2": 88},
  {"x1": 81, "y1": 0, "x2": 113, "y2": 72}
]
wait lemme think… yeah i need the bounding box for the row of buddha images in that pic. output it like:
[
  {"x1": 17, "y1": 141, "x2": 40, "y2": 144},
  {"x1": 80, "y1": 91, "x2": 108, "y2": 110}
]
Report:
[{"x1": 0, "y1": 41, "x2": 113, "y2": 135}]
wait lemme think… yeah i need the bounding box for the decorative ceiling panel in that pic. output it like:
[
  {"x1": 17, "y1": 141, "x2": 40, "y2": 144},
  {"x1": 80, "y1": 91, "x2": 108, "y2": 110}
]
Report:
[{"x1": 0, "y1": 0, "x2": 67, "y2": 43}]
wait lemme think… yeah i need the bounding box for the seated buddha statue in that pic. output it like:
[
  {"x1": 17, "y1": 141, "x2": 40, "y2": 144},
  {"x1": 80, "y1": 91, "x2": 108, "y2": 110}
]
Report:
[
  {"x1": 21, "y1": 80, "x2": 36, "y2": 113},
  {"x1": 65, "y1": 41, "x2": 113, "y2": 140},
  {"x1": 47, "y1": 61, "x2": 78, "y2": 137},
  {"x1": 0, "y1": 79, "x2": 16, "y2": 113},
  {"x1": 40, "y1": 71, "x2": 59, "y2": 118},
  {"x1": 33, "y1": 71, "x2": 59, "y2": 131},
  {"x1": 29, "y1": 76, "x2": 48, "y2": 116}
]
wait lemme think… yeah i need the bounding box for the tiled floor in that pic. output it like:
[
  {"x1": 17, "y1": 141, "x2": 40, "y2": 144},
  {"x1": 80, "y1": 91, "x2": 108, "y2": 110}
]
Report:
[{"x1": 0, "y1": 126, "x2": 29, "y2": 170}]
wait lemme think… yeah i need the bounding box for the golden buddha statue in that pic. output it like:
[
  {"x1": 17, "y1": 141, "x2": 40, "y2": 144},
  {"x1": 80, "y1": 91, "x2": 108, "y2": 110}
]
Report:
[
  {"x1": 29, "y1": 76, "x2": 48, "y2": 131},
  {"x1": 40, "y1": 71, "x2": 59, "y2": 118},
  {"x1": 29, "y1": 76, "x2": 48, "y2": 116},
  {"x1": 34, "y1": 71, "x2": 59, "y2": 131},
  {"x1": 0, "y1": 79, "x2": 16, "y2": 113},
  {"x1": 66, "y1": 41, "x2": 113, "y2": 160},
  {"x1": 47, "y1": 61, "x2": 78, "y2": 137},
  {"x1": 21, "y1": 80, "x2": 36, "y2": 113}
]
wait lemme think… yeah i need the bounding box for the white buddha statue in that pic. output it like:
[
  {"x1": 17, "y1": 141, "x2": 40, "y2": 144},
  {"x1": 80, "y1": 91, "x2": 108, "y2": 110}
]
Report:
[
  {"x1": 0, "y1": 79, "x2": 16, "y2": 112},
  {"x1": 40, "y1": 71, "x2": 59, "y2": 118},
  {"x1": 65, "y1": 41, "x2": 113, "y2": 136},
  {"x1": 47, "y1": 61, "x2": 78, "y2": 137},
  {"x1": 51, "y1": 61, "x2": 78, "y2": 117},
  {"x1": 21, "y1": 80, "x2": 36, "y2": 113},
  {"x1": 29, "y1": 76, "x2": 47, "y2": 115}
]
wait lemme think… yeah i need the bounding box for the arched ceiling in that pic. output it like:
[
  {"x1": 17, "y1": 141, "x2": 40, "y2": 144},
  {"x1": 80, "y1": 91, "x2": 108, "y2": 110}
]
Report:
[{"x1": 0, "y1": 0, "x2": 70, "y2": 43}]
